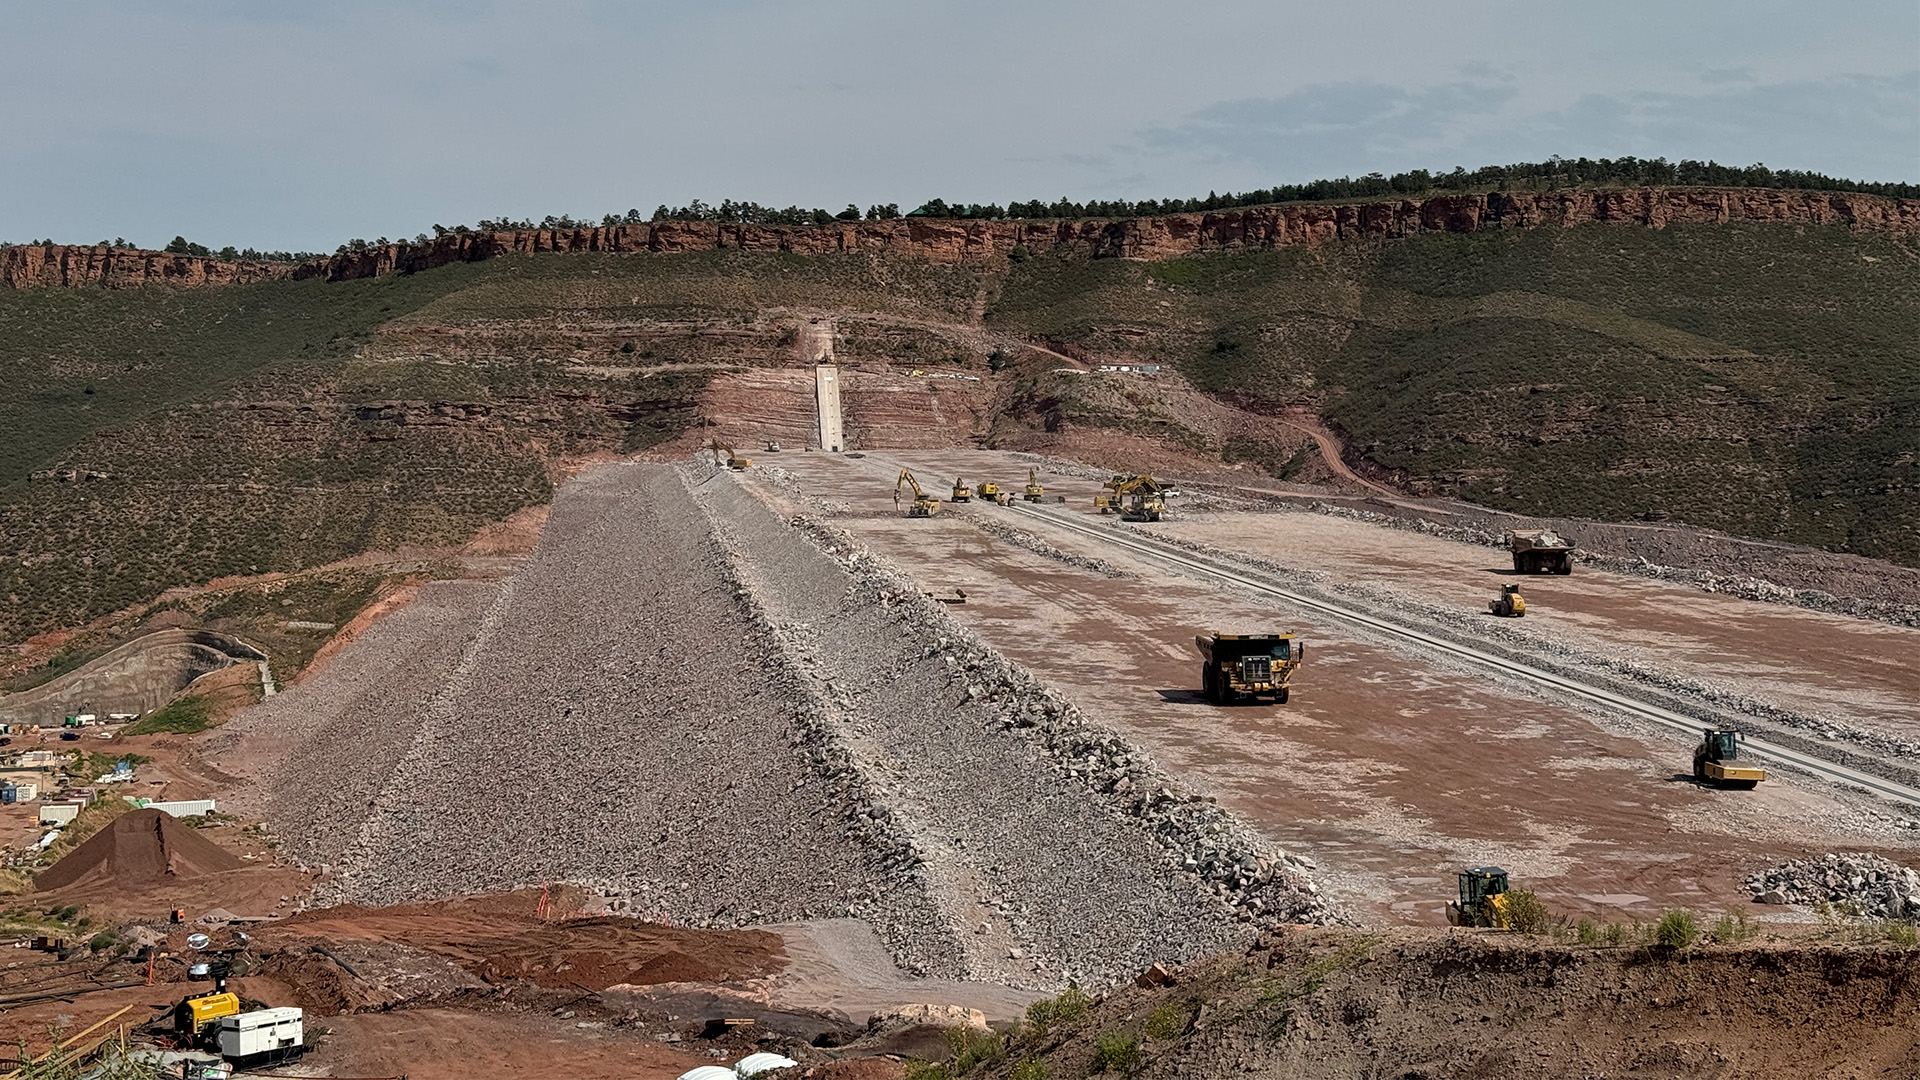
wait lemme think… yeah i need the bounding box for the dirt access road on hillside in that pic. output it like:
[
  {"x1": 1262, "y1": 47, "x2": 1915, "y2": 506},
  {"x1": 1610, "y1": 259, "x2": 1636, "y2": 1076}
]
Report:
[{"x1": 749, "y1": 449, "x2": 1919, "y2": 926}]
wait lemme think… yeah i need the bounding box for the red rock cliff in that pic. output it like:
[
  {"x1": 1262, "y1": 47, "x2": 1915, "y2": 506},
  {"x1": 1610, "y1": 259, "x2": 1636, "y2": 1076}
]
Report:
[
  {"x1": 292, "y1": 187, "x2": 1917, "y2": 283},
  {"x1": 0, "y1": 244, "x2": 294, "y2": 289},
  {"x1": 7, "y1": 187, "x2": 1912, "y2": 290}
]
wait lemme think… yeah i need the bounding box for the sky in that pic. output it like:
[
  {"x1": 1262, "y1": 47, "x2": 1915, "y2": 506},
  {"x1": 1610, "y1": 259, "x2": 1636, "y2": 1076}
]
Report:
[{"x1": 3, "y1": 0, "x2": 1916, "y2": 253}]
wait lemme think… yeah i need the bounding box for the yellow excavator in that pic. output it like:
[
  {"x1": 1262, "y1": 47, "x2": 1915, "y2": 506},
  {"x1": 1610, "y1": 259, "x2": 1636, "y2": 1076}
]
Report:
[
  {"x1": 896, "y1": 469, "x2": 939, "y2": 517},
  {"x1": 979, "y1": 480, "x2": 1002, "y2": 500},
  {"x1": 709, "y1": 440, "x2": 749, "y2": 471},
  {"x1": 1024, "y1": 468, "x2": 1045, "y2": 502},
  {"x1": 1445, "y1": 866, "x2": 1512, "y2": 928},
  {"x1": 1097, "y1": 474, "x2": 1166, "y2": 521},
  {"x1": 951, "y1": 478, "x2": 974, "y2": 502}
]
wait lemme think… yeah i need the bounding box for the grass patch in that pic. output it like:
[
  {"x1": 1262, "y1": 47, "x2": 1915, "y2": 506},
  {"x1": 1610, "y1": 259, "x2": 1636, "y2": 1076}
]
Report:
[
  {"x1": 120, "y1": 696, "x2": 212, "y2": 736},
  {"x1": 1654, "y1": 910, "x2": 1700, "y2": 950},
  {"x1": 1089, "y1": 1031, "x2": 1140, "y2": 1073}
]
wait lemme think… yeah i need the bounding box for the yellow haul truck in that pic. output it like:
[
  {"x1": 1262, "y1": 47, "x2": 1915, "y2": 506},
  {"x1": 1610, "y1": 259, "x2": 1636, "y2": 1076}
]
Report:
[
  {"x1": 1693, "y1": 728, "x2": 1766, "y2": 789},
  {"x1": 1196, "y1": 632, "x2": 1303, "y2": 704}
]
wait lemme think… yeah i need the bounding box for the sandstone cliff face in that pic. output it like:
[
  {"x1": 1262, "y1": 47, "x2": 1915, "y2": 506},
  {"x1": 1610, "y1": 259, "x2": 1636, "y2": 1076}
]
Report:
[
  {"x1": 6, "y1": 187, "x2": 1913, "y2": 290},
  {"x1": 0, "y1": 244, "x2": 293, "y2": 289},
  {"x1": 291, "y1": 187, "x2": 1919, "y2": 284}
]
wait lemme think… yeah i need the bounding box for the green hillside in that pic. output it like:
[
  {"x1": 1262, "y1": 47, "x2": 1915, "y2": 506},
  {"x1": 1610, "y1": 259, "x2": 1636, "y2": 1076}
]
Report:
[
  {"x1": 988, "y1": 222, "x2": 1919, "y2": 561},
  {"x1": 2, "y1": 219, "x2": 1915, "y2": 650}
]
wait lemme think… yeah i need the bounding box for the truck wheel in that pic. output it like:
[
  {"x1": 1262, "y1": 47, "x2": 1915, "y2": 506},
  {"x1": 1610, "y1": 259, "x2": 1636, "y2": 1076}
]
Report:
[
  {"x1": 1693, "y1": 760, "x2": 1706, "y2": 782},
  {"x1": 1202, "y1": 669, "x2": 1217, "y2": 704},
  {"x1": 1276, "y1": 688, "x2": 1289, "y2": 704}
]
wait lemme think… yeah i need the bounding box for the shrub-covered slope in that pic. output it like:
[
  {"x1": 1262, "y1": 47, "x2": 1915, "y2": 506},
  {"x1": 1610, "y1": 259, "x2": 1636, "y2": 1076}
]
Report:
[
  {"x1": 989, "y1": 222, "x2": 1918, "y2": 562},
  {"x1": 3, "y1": 217, "x2": 1914, "y2": 650}
]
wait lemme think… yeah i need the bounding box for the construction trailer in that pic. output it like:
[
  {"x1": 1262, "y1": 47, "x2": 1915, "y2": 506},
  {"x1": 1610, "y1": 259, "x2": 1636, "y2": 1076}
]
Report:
[
  {"x1": 1195, "y1": 632, "x2": 1303, "y2": 704},
  {"x1": 1507, "y1": 529, "x2": 1573, "y2": 574}
]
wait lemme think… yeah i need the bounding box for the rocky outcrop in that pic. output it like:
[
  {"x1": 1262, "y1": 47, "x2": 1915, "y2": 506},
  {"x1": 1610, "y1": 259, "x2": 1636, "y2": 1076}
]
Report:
[
  {"x1": 0, "y1": 244, "x2": 293, "y2": 289},
  {"x1": 8, "y1": 187, "x2": 1913, "y2": 290},
  {"x1": 290, "y1": 187, "x2": 1919, "y2": 283}
]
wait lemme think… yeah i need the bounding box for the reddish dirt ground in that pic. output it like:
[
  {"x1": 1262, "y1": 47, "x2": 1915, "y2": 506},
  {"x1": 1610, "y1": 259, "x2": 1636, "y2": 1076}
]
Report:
[{"x1": 750, "y1": 450, "x2": 1920, "y2": 926}]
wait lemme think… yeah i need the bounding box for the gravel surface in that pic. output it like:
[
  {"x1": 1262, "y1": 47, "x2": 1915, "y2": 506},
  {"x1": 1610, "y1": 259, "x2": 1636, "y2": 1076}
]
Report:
[
  {"x1": 1129, "y1": 526, "x2": 1920, "y2": 790},
  {"x1": 235, "y1": 461, "x2": 1327, "y2": 991},
  {"x1": 257, "y1": 464, "x2": 917, "y2": 938},
  {"x1": 1745, "y1": 853, "x2": 1920, "y2": 918},
  {"x1": 223, "y1": 579, "x2": 503, "y2": 871},
  {"x1": 960, "y1": 514, "x2": 1125, "y2": 577}
]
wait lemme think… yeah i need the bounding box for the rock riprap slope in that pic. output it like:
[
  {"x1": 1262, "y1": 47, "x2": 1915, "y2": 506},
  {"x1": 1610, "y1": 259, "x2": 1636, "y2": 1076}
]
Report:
[{"x1": 238, "y1": 462, "x2": 1322, "y2": 987}]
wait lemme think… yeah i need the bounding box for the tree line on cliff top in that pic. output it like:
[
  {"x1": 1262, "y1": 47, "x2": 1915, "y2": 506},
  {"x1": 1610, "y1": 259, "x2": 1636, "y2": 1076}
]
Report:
[
  {"x1": 9, "y1": 155, "x2": 1911, "y2": 260},
  {"x1": 377, "y1": 155, "x2": 1917, "y2": 248}
]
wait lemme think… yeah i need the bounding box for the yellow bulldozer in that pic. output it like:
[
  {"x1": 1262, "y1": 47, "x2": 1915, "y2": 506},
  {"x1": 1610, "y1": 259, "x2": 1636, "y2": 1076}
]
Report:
[
  {"x1": 951, "y1": 478, "x2": 974, "y2": 502},
  {"x1": 1097, "y1": 474, "x2": 1166, "y2": 521},
  {"x1": 895, "y1": 469, "x2": 939, "y2": 517},
  {"x1": 1445, "y1": 866, "x2": 1512, "y2": 928},
  {"x1": 1693, "y1": 728, "x2": 1766, "y2": 789},
  {"x1": 1024, "y1": 468, "x2": 1045, "y2": 502},
  {"x1": 1489, "y1": 584, "x2": 1526, "y2": 617}
]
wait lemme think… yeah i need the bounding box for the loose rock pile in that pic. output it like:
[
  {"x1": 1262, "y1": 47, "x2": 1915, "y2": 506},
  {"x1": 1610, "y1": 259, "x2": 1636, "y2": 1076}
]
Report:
[
  {"x1": 1746, "y1": 853, "x2": 1920, "y2": 918},
  {"x1": 780, "y1": 509, "x2": 1331, "y2": 931},
  {"x1": 965, "y1": 516, "x2": 1125, "y2": 577}
]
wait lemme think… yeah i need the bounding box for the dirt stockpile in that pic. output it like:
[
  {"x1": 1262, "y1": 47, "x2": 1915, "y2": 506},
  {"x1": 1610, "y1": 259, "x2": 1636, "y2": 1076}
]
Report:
[
  {"x1": 265, "y1": 892, "x2": 788, "y2": 997},
  {"x1": 35, "y1": 808, "x2": 241, "y2": 892},
  {"x1": 982, "y1": 929, "x2": 1920, "y2": 1080}
]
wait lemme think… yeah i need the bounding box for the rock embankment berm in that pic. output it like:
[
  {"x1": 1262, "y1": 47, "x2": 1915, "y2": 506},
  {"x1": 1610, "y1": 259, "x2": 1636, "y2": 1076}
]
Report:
[
  {"x1": 235, "y1": 461, "x2": 1325, "y2": 991},
  {"x1": 962, "y1": 514, "x2": 1125, "y2": 578},
  {"x1": 221, "y1": 579, "x2": 502, "y2": 872},
  {"x1": 242, "y1": 464, "x2": 921, "y2": 944},
  {"x1": 1746, "y1": 853, "x2": 1920, "y2": 919},
  {"x1": 698, "y1": 465, "x2": 1328, "y2": 987}
]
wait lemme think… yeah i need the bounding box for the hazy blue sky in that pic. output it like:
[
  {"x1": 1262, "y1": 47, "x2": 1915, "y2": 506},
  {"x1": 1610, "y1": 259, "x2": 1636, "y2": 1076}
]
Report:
[{"x1": 5, "y1": 1, "x2": 1916, "y2": 252}]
